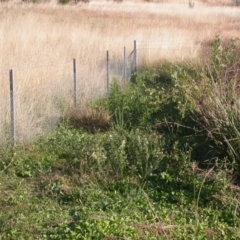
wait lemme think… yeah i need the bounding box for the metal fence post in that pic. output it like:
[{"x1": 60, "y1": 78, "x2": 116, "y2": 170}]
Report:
[
  {"x1": 123, "y1": 46, "x2": 127, "y2": 83},
  {"x1": 106, "y1": 50, "x2": 110, "y2": 94},
  {"x1": 73, "y1": 59, "x2": 77, "y2": 108},
  {"x1": 9, "y1": 69, "x2": 15, "y2": 143},
  {"x1": 134, "y1": 40, "x2": 138, "y2": 73}
]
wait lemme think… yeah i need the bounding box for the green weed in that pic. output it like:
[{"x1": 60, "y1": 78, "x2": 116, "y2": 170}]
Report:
[{"x1": 1, "y1": 35, "x2": 240, "y2": 239}]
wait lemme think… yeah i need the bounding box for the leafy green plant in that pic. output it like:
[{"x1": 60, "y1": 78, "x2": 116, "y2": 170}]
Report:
[
  {"x1": 105, "y1": 71, "x2": 191, "y2": 131},
  {"x1": 209, "y1": 35, "x2": 239, "y2": 82}
]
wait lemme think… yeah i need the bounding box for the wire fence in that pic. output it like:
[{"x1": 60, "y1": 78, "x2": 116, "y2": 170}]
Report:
[
  {"x1": 0, "y1": 40, "x2": 200, "y2": 143},
  {"x1": 0, "y1": 40, "x2": 139, "y2": 143}
]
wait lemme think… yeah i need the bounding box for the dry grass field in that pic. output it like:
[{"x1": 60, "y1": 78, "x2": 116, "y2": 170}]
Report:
[{"x1": 0, "y1": 0, "x2": 240, "y2": 141}]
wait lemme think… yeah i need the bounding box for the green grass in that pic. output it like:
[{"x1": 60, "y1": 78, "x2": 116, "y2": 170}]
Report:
[{"x1": 1, "y1": 35, "x2": 240, "y2": 239}]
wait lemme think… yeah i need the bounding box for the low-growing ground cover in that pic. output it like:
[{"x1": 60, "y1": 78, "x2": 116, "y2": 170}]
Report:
[{"x1": 1, "y1": 36, "x2": 240, "y2": 239}]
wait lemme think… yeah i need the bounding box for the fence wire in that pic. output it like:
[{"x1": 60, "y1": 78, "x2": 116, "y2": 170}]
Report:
[{"x1": 0, "y1": 41, "x2": 198, "y2": 142}]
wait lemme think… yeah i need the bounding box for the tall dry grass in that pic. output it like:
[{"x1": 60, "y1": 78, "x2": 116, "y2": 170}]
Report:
[{"x1": 0, "y1": 0, "x2": 240, "y2": 141}]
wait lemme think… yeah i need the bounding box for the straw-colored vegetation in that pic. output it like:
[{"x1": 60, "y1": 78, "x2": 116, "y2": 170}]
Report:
[{"x1": 0, "y1": 0, "x2": 240, "y2": 140}]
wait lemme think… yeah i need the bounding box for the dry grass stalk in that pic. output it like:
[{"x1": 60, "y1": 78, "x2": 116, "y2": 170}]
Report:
[
  {"x1": 1, "y1": 0, "x2": 240, "y2": 140},
  {"x1": 69, "y1": 105, "x2": 112, "y2": 133},
  {"x1": 136, "y1": 222, "x2": 178, "y2": 239}
]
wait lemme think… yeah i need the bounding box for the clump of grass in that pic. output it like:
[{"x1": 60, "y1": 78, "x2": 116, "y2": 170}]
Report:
[
  {"x1": 69, "y1": 105, "x2": 112, "y2": 133},
  {"x1": 159, "y1": 35, "x2": 240, "y2": 175},
  {"x1": 193, "y1": 36, "x2": 240, "y2": 173}
]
